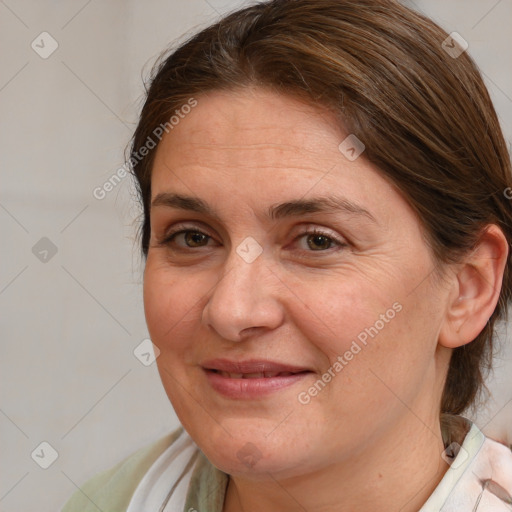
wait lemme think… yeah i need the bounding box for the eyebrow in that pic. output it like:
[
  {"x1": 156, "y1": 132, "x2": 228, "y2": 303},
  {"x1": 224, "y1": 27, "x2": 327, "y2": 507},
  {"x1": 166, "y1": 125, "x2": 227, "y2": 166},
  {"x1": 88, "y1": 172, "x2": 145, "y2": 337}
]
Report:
[{"x1": 151, "y1": 192, "x2": 377, "y2": 223}]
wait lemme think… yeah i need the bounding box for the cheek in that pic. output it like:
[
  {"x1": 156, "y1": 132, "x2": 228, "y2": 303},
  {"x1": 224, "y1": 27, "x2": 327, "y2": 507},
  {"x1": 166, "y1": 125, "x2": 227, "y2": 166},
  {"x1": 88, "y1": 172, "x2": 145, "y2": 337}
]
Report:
[
  {"x1": 287, "y1": 272, "x2": 394, "y2": 360},
  {"x1": 287, "y1": 271, "x2": 433, "y2": 406},
  {"x1": 143, "y1": 262, "x2": 206, "y2": 421},
  {"x1": 143, "y1": 261, "x2": 204, "y2": 351}
]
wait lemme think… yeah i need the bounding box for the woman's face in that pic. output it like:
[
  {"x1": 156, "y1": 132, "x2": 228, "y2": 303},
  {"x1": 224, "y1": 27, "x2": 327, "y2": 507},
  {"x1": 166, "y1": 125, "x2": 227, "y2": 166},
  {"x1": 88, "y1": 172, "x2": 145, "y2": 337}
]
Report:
[{"x1": 144, "y1": 87, "x2": 452, "y2": 478}]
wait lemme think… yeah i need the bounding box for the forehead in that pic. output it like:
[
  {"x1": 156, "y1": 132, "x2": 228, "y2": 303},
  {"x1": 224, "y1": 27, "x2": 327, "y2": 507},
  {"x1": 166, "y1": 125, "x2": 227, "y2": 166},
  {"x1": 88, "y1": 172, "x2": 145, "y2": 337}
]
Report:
[
  {"x1": 154, "y1": 88, "x2": 345, "y2": 168},
  {"x1": 150, "y1": 87, "x2": 402, "y2": 221}
]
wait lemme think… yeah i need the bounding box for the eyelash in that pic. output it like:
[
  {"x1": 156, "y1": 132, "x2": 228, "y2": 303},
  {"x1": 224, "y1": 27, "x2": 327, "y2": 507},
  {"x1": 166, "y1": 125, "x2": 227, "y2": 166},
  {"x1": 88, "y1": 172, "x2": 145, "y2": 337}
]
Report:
[{"x1": 157, "y1": 225, "x2": 347, "y2": 254}]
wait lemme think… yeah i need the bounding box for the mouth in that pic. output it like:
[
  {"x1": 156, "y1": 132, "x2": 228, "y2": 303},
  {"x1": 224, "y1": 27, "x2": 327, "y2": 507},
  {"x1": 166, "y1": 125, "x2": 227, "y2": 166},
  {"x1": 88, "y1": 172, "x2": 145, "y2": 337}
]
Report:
[
  {"x1": 208, "y1": 369, "x2": 308, "y2": 379},
  {"x1": 201, "y1": 359, "x2": 313, "y2": 399},
  {"x1": 201, "y1": 358, "x2": 311, "y2": 376}
]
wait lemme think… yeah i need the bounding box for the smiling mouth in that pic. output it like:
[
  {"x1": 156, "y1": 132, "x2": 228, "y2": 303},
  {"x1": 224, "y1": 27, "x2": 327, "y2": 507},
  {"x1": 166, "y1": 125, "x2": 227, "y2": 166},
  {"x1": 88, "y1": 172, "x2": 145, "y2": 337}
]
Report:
[
  {"x1": 201, "y1": 359, "x2": 313, "y2": 398},
  {"x1": 209, "y1": 370, "x2": 308, "y2": 379}
]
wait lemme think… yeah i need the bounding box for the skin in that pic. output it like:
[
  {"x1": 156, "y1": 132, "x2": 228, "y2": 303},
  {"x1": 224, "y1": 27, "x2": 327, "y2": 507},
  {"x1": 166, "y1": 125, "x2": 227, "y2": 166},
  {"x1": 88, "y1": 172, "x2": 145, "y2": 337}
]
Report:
[{"x1": 143, "y1": 87, "x2": 508, "y2": 511}]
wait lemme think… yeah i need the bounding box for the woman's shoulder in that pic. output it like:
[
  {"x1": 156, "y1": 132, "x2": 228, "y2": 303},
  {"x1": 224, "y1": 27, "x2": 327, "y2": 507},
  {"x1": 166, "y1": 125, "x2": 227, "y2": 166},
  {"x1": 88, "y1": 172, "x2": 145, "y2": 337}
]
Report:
[{"x1": 61, "y1": 426, "x2": 186, "y2": 512}]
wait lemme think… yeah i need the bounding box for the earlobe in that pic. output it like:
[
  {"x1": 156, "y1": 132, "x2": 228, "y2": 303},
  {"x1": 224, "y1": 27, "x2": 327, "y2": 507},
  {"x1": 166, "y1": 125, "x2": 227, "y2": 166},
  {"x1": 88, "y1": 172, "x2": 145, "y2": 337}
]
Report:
[{"x1": 438, "y1": 224, "x2": 509, "y2": 349}]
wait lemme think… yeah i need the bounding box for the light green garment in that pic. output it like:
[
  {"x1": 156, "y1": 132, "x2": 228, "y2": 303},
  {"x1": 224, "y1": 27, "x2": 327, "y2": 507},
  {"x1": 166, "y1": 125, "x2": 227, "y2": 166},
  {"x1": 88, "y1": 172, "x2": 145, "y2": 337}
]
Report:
[{"x1": 63, "y1": 428, "x2": 175, "y2": 511}]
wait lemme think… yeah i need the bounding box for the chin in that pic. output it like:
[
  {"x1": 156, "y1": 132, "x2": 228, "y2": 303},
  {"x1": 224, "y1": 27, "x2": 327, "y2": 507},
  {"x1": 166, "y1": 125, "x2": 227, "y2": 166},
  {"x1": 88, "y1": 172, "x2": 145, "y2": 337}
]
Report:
[
  {"x1": 189, "y1": 424, "x2": 314, "y2": 480},
  {"x1": 206, "y1": 448, "x2": 305, "y2": 480}
]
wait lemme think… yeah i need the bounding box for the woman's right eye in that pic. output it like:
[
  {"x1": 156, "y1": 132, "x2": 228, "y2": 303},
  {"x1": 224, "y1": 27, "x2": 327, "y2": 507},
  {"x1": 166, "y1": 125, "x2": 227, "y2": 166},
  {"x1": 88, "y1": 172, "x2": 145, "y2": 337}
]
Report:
[{"x1": 159, "y1": 229, "x2": 215, "y2": 249}]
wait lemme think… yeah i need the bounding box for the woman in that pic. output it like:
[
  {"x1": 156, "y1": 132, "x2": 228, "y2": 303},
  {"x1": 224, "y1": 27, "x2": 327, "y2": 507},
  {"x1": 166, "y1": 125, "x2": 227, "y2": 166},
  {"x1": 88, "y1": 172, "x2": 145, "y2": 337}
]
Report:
[{"x1": 62, "y1": 0, "x2": 512, "y2": 510}]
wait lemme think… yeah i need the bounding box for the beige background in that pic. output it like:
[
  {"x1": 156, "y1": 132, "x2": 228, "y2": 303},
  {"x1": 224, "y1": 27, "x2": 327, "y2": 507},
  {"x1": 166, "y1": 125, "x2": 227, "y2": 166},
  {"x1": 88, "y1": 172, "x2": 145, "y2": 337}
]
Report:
[{"x1": 0, "y1": 1, "x2": 511, "y2": 510}]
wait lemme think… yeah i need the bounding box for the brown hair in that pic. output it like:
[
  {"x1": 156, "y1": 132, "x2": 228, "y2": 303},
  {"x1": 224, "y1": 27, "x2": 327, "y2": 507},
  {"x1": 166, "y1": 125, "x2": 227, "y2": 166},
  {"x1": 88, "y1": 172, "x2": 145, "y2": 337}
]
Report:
[{"x1": 129, "y1": 0, "x2": 512, "y2": 417}]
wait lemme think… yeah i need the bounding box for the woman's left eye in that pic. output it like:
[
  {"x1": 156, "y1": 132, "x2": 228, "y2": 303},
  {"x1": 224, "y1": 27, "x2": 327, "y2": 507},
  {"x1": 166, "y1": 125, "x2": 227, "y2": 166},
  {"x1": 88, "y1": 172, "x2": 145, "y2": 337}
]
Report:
[
  {"x1": 158, "y1": 226, "x2": 346, "y2": 253},
  {"x1": 295, "y1": 229, "x2": 346, "y2": 252}
]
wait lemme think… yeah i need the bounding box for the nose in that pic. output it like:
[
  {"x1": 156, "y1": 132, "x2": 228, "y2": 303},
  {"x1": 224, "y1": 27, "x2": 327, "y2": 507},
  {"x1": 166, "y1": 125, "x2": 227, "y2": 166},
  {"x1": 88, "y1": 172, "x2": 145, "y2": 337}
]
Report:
[{"x1": 202, "y1": 248, "x2": 284, "y2": 342}]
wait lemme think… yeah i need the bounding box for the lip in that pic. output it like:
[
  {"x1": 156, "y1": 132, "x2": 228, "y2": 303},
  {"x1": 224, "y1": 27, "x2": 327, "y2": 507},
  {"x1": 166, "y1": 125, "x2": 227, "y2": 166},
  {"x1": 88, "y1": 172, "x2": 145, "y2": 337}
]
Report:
[
  {"x1": 201, "y1": 358, "x2": 310, "y2": 374},
  {"x1": 201, "y1": 358, "x2": 313, "y2": 399}
]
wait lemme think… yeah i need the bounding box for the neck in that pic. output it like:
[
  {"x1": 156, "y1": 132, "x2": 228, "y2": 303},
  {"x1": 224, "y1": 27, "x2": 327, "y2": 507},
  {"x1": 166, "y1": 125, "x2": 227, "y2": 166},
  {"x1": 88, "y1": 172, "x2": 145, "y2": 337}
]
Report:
[{"x1": 223, "y1": 415, "x2": 451, "y2": 512}]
